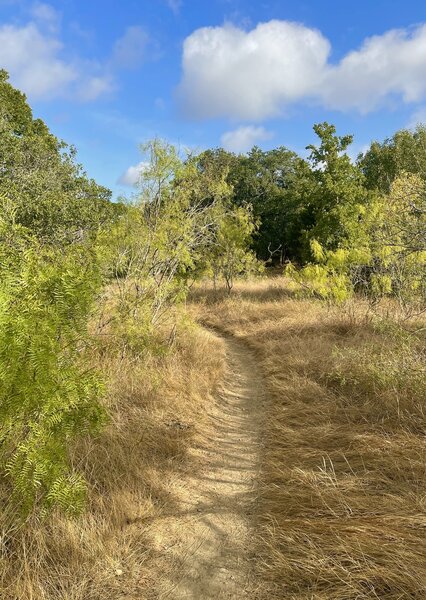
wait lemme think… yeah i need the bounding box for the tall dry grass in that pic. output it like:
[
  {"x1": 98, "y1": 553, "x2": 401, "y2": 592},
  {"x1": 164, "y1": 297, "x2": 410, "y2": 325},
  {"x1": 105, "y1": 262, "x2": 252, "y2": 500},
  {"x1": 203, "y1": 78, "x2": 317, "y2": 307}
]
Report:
[
  {"x1": 190, "y1": 277, "x2": 426, "y2": 600},
  {"x1": 0, "y1": 316, "x2": 224, "y2": 599}
]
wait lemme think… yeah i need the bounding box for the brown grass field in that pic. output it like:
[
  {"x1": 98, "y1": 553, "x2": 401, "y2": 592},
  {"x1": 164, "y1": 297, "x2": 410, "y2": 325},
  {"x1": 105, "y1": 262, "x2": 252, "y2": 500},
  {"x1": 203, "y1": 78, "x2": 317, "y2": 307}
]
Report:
[
  {"x1": 190, "y1": 277, "x2": 426, "y2": 599},
  {"x1": 0, "y1": 317, "x2": 225, "y2": 599},
  {"x1": 1, "y1": 275, "x2": 425, "y2": 599}
]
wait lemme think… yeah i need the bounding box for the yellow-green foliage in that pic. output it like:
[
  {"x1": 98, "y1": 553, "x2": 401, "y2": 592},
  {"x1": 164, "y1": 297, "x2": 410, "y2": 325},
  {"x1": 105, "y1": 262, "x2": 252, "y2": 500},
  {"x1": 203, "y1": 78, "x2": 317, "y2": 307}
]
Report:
[
  {"x1": 0, "y1": 218, "x2": 105, "y2": 516},
  {"x1": 101, "y1": 139, "x2": 259, "y2": 344},
  {"x1": 371, "y1": 172, "x2": 426, "y2": 304},
  {"x1": 207, "y1": 203, "x2": 261, "y2": 292},
  {"x1": 285, "y1": 242, "x2": 355, "y2": 303},
  {"x1": 287, "y1": 172, "x2": 425, "y2": 306}
]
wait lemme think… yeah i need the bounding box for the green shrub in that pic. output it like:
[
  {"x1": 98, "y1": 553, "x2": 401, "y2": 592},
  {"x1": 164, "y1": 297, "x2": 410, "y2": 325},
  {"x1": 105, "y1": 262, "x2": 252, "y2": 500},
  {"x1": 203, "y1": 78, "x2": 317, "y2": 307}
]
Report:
[{"x1": 0, "y1": 220, "x2": 105, "y2": 516}]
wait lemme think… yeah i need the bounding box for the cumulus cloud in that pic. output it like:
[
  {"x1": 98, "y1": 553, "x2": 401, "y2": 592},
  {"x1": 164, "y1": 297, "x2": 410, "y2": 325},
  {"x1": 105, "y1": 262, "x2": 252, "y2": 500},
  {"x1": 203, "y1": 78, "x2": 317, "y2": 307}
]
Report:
[
  {"x1": 221, "y1": 125, "x2": 273, "y2": 153},
  {"x1": 179, "y1": 20, "x2": 329, "y2": 120},
  {"x1": 324, "y1": 25, "x2": 426, "y2": 112},
  {"x1": 0, "y1": 18, "x2": 111, "y2": 101},
  {"x1": 118, "y1": 161, "x2": 150, "y2": 186},
  {"x1": 179, "y1": 20, "x2": 426, "y2": 119}
]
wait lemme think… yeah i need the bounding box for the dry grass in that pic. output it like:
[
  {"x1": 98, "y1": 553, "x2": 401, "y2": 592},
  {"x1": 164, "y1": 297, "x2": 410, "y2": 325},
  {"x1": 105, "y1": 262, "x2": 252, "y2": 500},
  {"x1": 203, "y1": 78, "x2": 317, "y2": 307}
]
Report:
[
  {"x1": 0, "y1": 315, "x2": 225, "y2": 599},
  {"x1": 2, "y1": 276, "x2": 425, "y2": 599},
  {"x1": 190, "y1": 277, "x2": 426, "y2": 600}
]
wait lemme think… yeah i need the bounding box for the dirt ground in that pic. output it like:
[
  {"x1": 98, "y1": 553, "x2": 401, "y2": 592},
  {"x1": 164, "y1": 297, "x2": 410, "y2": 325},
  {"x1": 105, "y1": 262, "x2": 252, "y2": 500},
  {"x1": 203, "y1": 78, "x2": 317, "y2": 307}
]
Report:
[{"x1": 147, "y1": 330, "x2": 267, "y2": 599}]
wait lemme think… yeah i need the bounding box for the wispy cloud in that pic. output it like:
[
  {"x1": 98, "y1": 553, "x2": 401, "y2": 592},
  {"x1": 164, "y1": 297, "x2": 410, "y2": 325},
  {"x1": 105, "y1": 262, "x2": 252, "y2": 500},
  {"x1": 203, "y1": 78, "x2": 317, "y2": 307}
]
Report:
[
  {"x1": 111, "y1": 26, "x2": 149, "y2": 69},
  {"x1": 0, "y1": 4, "x2": 150, "y2": 102},
  {"x1": 166, "y1": 0, "x2": 182, "y2": 15},
  {"x1": 31, "y1": 2, "x2": 61, "y2": 33},
  {"x1": 408, "y1": 106, "x2": 426, "y2": 129}
]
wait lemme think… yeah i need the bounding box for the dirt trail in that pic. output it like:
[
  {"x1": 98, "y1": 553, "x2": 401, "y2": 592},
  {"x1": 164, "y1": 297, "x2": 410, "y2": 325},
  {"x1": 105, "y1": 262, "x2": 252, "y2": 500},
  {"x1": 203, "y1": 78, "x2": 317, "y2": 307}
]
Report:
[{"x1": 150, "y1": 330, "x2": 266, "y2": 599}]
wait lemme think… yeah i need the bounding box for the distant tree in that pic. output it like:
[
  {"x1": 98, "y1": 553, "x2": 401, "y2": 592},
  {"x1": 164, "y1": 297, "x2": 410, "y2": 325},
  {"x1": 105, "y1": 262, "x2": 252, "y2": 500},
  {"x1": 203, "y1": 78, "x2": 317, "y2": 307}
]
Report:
[
  {"x1": 198, "y1": 146, "x2": 310, "y2": 262},
  {"x1": 302, "y1": 122, "x2": 368, "y2": 257},
  {"x1": 359, "y1": 125, "x2": 426, "y2": 193},
  {"x1": 286, "y1": 169, "x2": 426, "y2": 309},
  {"x1": 231, "y1": 146, "x2": 308, "y2": 262},
  {"x1": 207, "y1": 202, "x2": 259, "y2": 293}
]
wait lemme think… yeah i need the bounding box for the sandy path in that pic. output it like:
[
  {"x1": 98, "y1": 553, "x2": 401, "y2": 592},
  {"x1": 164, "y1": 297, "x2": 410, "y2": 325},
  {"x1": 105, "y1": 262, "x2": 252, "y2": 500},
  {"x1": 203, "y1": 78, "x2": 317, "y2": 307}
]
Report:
[{"x1": 151, "y1": 330, "x2": 265, "y2": 599}]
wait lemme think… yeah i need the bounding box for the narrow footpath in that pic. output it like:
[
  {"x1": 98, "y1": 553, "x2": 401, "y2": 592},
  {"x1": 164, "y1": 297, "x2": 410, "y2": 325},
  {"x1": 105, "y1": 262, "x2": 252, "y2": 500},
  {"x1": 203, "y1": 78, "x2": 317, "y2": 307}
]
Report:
[{"x1": 151, "y1": 330, "x2": 266, "y2": 599}]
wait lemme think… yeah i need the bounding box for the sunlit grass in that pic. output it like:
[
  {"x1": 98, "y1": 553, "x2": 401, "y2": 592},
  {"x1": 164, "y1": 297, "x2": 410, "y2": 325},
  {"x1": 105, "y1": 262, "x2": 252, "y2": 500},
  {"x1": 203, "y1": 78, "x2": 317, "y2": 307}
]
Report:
[{"x1": 190, "y1": 276, "x2": 426, "y2": 599}]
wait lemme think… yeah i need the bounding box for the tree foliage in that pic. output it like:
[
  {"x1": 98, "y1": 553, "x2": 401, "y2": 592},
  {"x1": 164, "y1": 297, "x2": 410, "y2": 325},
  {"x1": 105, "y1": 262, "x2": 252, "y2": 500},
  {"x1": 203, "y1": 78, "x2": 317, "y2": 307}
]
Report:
[
  {"x1": 0, "y1": 70, "x2": 121, "y2": 243},
  {"x1": 1, "y1": 68, "x2": 425, "y2": 521},
  {"x1": 0, "y1": 215, "x2": 105, "y2": 515},
  {"x1": 359, "y1": 125, "x2": 426, "y2": 193},
  {"x1": 0, "y1": 73, "x2": 114, "y2": 516},
  {"x1": 101, "y1": 139, "x2": 258, "y2": 345},
  {"x1": 198, "y1": 146, "x2": 308, "y2": 262}
]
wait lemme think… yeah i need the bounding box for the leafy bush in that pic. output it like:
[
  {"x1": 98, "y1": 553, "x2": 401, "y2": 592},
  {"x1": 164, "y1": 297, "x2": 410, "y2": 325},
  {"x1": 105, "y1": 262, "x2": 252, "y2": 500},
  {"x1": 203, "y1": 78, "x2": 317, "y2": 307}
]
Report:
[{"x1": 0, "y1": 218, "x2": 105, "y2": 516}]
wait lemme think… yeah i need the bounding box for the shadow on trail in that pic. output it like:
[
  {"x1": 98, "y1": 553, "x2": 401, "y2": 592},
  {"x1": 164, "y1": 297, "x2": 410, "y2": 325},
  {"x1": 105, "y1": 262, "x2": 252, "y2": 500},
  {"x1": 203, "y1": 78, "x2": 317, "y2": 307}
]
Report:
[{"x1": 145, "y1": 332, "x2": 267, "y2": 600}]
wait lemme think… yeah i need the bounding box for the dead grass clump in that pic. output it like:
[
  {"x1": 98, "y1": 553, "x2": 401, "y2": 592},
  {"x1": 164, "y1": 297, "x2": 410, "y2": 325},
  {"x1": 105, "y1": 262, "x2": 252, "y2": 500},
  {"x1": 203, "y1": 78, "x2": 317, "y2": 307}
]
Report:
[
  {"x1": 0, "y1": 321, "x2": 224, "y2": 599},
  {"x1": 191, "y1": 277, "x2": 426, "y2": 599}
]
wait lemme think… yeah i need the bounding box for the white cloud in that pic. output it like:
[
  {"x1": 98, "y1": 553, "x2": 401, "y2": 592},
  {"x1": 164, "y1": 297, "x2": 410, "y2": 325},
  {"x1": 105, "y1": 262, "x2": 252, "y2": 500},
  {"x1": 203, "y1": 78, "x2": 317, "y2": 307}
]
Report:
[
  {"x1": 0, "y1": 9, "x2": 149, "y2": 102},
  {"x1": 79, "y1": 74, "x2": 115, "y2": 101},
  {"x1": 322, "y1": 25, "x2": 426, "y2": 113},
  {"x1": 0, "y1": 23, "x2": 78, "y2": 98},
  {"x1": 118, "y1": 161, "x2": 150, "y2": 186},
  {"x1": 179, "y1": 21, "x2": 426, "y2": 119},
  {"x1": 221, "y1": 125, "x2": 273, "y2": 153},
  {"x1": 112, "y1": 26, "x2": 149, "y2": 69},
  {"x1": 178, "y1": 20, "x2": 330, "y2": 120}
]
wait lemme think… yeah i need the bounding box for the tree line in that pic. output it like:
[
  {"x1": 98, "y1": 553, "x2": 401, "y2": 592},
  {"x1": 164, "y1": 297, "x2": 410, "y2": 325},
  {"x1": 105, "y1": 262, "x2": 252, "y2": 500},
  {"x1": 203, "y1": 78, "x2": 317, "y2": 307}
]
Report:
[{"x1": 198, "y1": 122, "x2": 425, "y2": 306}]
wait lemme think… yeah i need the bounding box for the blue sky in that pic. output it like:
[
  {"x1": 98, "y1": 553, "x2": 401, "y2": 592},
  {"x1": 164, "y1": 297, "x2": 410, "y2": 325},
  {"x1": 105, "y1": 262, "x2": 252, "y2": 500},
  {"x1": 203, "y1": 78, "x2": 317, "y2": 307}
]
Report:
[{"x1": 1, "y1": 0, "x2": 426, "y2": 197}]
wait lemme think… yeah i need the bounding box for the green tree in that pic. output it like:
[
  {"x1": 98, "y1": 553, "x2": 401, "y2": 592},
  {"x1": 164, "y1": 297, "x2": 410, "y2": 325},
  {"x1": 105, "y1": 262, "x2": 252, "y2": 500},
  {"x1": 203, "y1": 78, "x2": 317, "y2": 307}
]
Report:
[
  {"x1": 0, "y1": 70, "x2": 118, "y2": 243},
  {"x1": 207, "y1": 202, "x2": 259, "y2": 293},
  {"x1": 286, "y1": 171, "x2": 426, "y2": 309},
  {"x1": 369, "y1": 172, "x2": 426, "y2": 309},
  {"x1": 101, "y1": 140, "x2": 238, "y2": 343},
  {"x1": 359, "y1": 125, "x2": 426, "y2": 193},
  {"x1": 198, "y1": 146, "x2": 310, "y2": 262},
  {"x1": 302, "y1": 122, "x2": 368, "y2": 257},
  {"x1": 0, "y1": 74, "x2": 112, "y2": 517}
]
